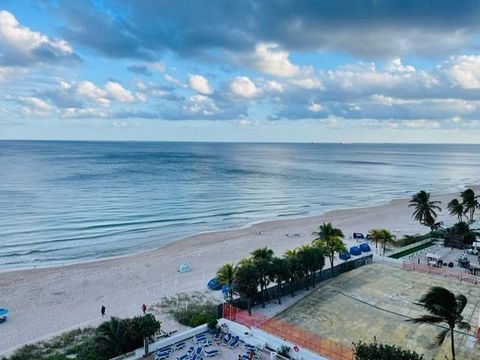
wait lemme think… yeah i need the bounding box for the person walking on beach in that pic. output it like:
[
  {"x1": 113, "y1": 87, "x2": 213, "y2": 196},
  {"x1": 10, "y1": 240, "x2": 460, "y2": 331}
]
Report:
[
  {"x1": 142, "y1": 303, "x2": 147, "y2": 314},
  {"x1": 101, "y1": 305, "x2": 106, "y2": 318}
]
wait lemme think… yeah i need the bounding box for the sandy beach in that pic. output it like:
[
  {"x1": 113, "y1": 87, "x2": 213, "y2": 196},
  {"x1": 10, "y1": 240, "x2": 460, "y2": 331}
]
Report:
[{"x1": 0, "y1": 188, "x2": 477, "y2": 356}]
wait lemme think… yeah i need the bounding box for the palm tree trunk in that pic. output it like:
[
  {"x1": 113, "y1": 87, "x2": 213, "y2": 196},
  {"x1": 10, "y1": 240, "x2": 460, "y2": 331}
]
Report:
[
  {"x1": 330, "y1": 257, "x2": 334, "y2": 277},
  {"x1": 247, "y1": 298, "x2": 252, "y2": 315},
  {"x1": 260, "y1": 281, "x2": 265, "y2": 308},
  {"x1": 312, "y1": 271, "x2": 316, "y2": 288},
  {"x1": 277, "y1": 281, "x2": 282, "y2": 305},
  {"x1": 450, "y1": 327, "x2": 455, "y2": 360},
  {"x1": 290, "y1": 279, "x2": 295, "y2": 297}
]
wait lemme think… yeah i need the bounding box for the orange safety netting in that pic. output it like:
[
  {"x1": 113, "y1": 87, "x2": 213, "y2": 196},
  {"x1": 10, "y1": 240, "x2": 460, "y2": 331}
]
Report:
[
  {"x1": 223, "y1": 304, "x2": 354, "y2": 360},
  {"x1": 403, "y1": 262, "x2": 480, "y2": 285}
]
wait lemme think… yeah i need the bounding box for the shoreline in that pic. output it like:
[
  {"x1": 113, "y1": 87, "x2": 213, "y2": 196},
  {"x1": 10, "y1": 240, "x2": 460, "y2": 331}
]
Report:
[
  {"x1": 0, "y1": 186, "x2": 478, "y2": 356},
  {"x1": 0, "y1": 185, "x2": 474, "y2": 275}
]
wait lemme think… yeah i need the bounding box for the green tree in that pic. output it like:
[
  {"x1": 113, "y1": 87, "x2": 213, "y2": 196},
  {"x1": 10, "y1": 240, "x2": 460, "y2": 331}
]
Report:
[
  {"x1": 461, "y1": 188, "x2": 479, "y2": 223},
  {"x1": 269, "y1": 257, "x2": 290, "y2": 305},
  {"x1": 283, "y1": 250, "x2": 302, "y2": 297},
  {"x1": 251, "y1": 247, "x2": 274, "y2": 308},
  {"x1": 369, "y1": 229, "x2": 396, "y2": 255},
  {"x1": 312, "y1": 222, "x2": 344, "y2": 243},
  {"x1": 234, "y1": 264, "x2": 259, "y2": 315},
  {"x1": 216, "y1": 263, "x2": 235, "y2": 301},
  {"x1": 353, "y1": 338, "x2": 425, "y2": 360},
  {"x1": 313, "y1": 235, "x2": 346, "y2": 276},
  {"x1": 407, "y1": 286, "x2": 471, "y2": 360},
  {"x1": 95, "y1": 317, "x2": 130, "y2": 359},
  {"x1": 447, "y1": 199, "x2": 465, "y2": 222},
  {"x1": 409, "y1": 190, "x2": 442, "y2": 230}
]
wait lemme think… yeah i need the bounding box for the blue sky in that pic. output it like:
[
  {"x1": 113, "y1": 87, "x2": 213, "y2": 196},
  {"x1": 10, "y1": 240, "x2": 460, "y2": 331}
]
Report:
[{"x1": 1, "y1": 0, "x2": 480, "y2": 142}]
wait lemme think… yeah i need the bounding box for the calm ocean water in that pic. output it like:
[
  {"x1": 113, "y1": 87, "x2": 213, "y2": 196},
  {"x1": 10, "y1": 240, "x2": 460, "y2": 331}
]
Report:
[{"x1": 1, "y1": 141, "x2": 480, "y2": 270}]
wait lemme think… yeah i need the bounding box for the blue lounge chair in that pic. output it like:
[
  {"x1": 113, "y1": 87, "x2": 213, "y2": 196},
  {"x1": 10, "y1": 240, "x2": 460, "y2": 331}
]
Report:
[
  {"x1": 155, "y1": 350, "x2": 170, "y2": 360},
  {"x1": 176, "y1": 355, "x2": 189, "y2": 360},
  {"x1": 359, "y1": 243, "x2": 371, "y2": 252},
  {"x1": 222, "y1": 333, "x2": 232, "y2": 345},
  {"x1": 229, "y1": 335, "x2": 240, "y2": 348},
  {"x1": 204, "y1": 349, "x2": 219, "y2": 358},
  {"x1": 187, "y1": 346, "x2": 195, "y2": 355},
  {"x1": 174, "y1": 342, "x2": 186, "y2": 351}
]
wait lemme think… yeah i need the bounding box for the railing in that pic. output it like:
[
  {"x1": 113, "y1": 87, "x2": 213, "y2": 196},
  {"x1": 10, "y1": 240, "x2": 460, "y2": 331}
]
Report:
[
  {"x1": 402, "y1": 262, "x2": 480, "y2": 285},
  {"x1": 223, "y1": 304, "x2": 353, "y2": 360}
]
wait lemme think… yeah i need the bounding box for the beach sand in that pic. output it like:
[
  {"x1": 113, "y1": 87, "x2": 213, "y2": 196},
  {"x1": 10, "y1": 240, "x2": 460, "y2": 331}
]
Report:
[{"x1": 0, "y1": 188, "x2": 477, "y2": 356}]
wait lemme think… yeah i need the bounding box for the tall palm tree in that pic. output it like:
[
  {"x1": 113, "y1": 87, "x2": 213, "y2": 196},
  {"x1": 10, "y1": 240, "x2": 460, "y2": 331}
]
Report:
[
  {"x1": 447, "y1": 199, "x2": 465, "y2": 222},
  {"x1": 461, "y1": 188, "x2": 479, "y2": 223},
  {"x1": 284, "y1": 251, "x2": 301, "y2": 297},
  {"x1": 378, "y1": 229, "x2": 396, "y2": 255},
  {"x1": 409, "y1": 190, "x2": 442, "y2": 230},
  {"x1": 368, "y1": 228, "x2": 383, "y2": 250},
  {"x1": 407, "y1": 286, "x2": 471, "y2": 360},
  {"x1": 216, "y1": 263, "x2": 235, "y2": 301},
  {"x1": 269, "y1": 257, "x2": 290, "y2": 305},
  {"x1": 312, "y1": 222, "x2": 344, "y2": 243},
  {"x1": 296, "y1": 245, "x2": 314, "y2": 290},
  {"x1": 234, "y1": 264, "x2": 259, "y2": 315},
  {"x1": 251, "y1": 247, "x2": 274, "y2": 308},
  {"x1": 313, "y1": 235, "x2": 346, "y2": 276}
]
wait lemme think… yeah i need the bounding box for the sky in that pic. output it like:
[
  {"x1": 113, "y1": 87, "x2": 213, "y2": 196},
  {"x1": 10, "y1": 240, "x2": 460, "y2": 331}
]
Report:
[{"x1": 1, "y1": 1, "x2": 480, "y2": 143}]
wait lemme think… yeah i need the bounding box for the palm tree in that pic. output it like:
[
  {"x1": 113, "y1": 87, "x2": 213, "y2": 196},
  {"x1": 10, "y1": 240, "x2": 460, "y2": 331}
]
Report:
[
  {"x1": 461, "y1": 188, "x2": 479, "y2": 223},
  {"x1": 407, "y1": 286, "x2": 471, "y2": 360},
  {"x1": 368, "y1": 228, "x2": 383, "y2": 250},
  {"x1": 96, "y1": 317, "x2": 130, "y2": 358},
  {"x1": 409, "y1": 190, "x2": 442, "y2": 230},
  {"x1": 284, "y1": 251, "x2": 301, "y2": 297},
  {"x1": 379, "y1": 229, "x2": 396, "y2": 255},
  {"x1": 269, "y1": 257, "x2": 290, "y2": 305},
  {"x1": 234, "y1": 264, "x2": 259, "y2": 315},
  {"x1": 447, "y1": 199, "x2": 464, "y2": 222},
  {"x1": 312, "y1": 222, "x2": 344, "y2": 243},
  {"x1": 251, "y1": 247, "x2": 274, "y2": 308},
  {"x1": 216, "y1": 263, "x2": 235, "y2": 301},
  {"x1": 313, "y1": 235, "x2": 346, "y2": 276},
  {"x1": 296, "y1": 245, "x2": 314, "y2": 290},
  {"x1": 369, "y1": 229, "x2": 396, "y2": 255}
]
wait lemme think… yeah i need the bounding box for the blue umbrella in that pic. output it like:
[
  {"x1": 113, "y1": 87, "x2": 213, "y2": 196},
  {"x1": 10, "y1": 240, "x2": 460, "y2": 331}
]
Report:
[
  {"x1": 339, "y1": 251, "x2": 351, "y2": 261},
  {"x1": 0, "y1": 308, "x2": 8, "y2": 323},
  {"x1": 207, "y1": 278, "x2": 223, "y2": 291},
  {"x1": 359, "y1": 243, "x2": 371, "y2": 252},
  {"x1": 349, "y1": 246, "x2": 362, "y2": 256}
]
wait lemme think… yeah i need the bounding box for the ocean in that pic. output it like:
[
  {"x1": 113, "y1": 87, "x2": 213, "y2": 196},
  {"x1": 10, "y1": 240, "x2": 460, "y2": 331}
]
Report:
[{"x1": 1, "y1": 141, "x2": 479, "y2": 270}]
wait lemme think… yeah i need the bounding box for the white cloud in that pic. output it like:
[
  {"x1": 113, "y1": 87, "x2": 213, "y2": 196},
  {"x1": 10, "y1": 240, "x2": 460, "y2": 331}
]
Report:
[
  {"x1": 308, "y1": 102, "x2": 323, "y2": 112},
  {"x1": 247, "y1": 42, "x2": 300, "y2": 78},
  {"x1": 262, "y1": 80, "x2": 284, "y2": 93},
  {"x1": 183, "y1": 95, "x2": 219, "y2": 115},
  {"x1": 75, "y1": 81, "x2": 110, "y2": 106},
  {"x1": 444, "y1": 55, "x2": 480, "y2": 89},
  {"x1": 18, "y1": 96, "x2": 51, "y2": 117},
  {"x1": 60, "y1": 107, "x2": 110, "y2": 119},
  {"x1": 230, "y1": 76, "x2": 259, "y2": 98},
  {"x1": 0, "y1": 65, "x2": 27, "y2": 81},
  {"x1": 164, "y1": 74, "x2": 188, "y2": 88},
  {"x1": 0, "y1": 10, "x2": 74, "y2": 65},
  {"x1": 105, "y1": 81, "x2": 135, "y2": 102},
  {"x1": 290, "y1": 77, "x2": 323, "y2": 89},
  {"x1": 188, "y1": 74, "x2": 213, "y2": 94}
]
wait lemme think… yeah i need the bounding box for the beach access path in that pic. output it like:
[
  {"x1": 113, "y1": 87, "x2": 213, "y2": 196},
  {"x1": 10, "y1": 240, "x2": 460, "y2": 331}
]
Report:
[{"x1": 0, "y1": 188, "x2": 475, "y2": 356}]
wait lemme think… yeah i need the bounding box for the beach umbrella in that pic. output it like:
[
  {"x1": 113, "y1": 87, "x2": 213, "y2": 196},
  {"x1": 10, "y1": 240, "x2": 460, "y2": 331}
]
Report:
[
  {"x1": 359, "y1": 243, "x2": 371, "y2": 252},
  {"x1": 0, "y1": 308, "x2": 8, "y2": 323},
  {"x1": 339, "y1": 251, "x2": 351, "y2": 261},
  {"x1": 207, "y1": 278, "x2": 223, "y2": 291},
  {"x1": 349, "y1": 246, "x2": 362, "y2": 256}
]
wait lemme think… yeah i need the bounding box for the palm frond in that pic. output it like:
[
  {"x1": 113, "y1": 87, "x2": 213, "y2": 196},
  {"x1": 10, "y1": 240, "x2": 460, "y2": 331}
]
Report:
[
  {"x1": 435, "y1": 328, "x2": 450, "y2": 345},
  {"x1": 407, "y1": 315, "x2": 444, "y2": 324}
]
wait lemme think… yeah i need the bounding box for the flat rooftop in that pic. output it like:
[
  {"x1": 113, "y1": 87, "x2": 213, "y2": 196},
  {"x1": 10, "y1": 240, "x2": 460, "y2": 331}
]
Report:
[{"x1": 274, "y1": 262, "x2": 480, "y2": 360}]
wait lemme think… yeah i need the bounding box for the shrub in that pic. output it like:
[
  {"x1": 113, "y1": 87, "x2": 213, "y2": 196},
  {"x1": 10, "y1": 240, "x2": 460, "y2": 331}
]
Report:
[{"x1": 353, "y1": 339, "x2": 425, "y2": 360}]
